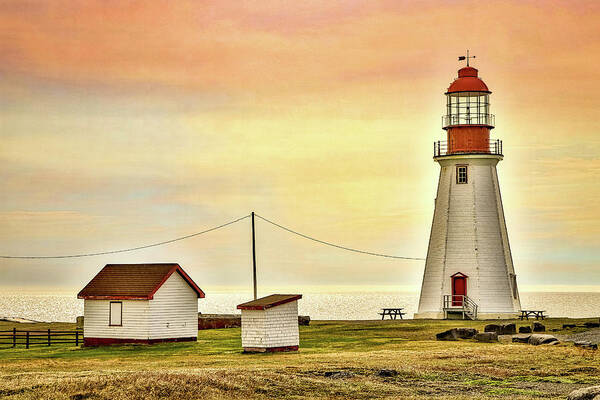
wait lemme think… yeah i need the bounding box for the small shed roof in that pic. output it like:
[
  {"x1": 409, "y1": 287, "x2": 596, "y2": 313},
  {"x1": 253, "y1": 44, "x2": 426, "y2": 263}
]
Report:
[
  {"x1": 237, "y1": 294, "x2": 302, "y2": 310},
  {"x1": 77, "y1": 263, "x2": 205, "y2": 300}
]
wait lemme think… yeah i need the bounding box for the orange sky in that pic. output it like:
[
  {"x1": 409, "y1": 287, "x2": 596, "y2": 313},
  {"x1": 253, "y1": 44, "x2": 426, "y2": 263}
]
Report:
[{"x1": 1, "y1": 0, "x2": 599, "y2": 293}]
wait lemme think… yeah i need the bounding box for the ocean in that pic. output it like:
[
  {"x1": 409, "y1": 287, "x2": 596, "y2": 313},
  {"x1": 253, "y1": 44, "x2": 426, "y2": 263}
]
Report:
[{"x1": 1, "y1": 291, "x2": 599, "y2": 322}]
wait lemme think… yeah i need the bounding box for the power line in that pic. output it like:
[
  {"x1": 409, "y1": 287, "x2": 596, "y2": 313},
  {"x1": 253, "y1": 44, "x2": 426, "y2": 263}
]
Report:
[
  {"x1": 254, "y1": 213, "x2": 425, "y2": 261},
  {"x1": 0, "y1": 214, "x2": 251, "y2": 259},
  {"x1": 0, "y1": 212, "x2": 425, "y2": 261}
]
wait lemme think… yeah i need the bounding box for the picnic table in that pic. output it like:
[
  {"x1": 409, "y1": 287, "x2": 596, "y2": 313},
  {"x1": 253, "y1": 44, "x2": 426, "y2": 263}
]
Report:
[
  {"x1": 379, "y1": 308, "x2": 405, "y2": 320},
  {"x1": 519, "y1": 310, "x2": 546, "y2": 320}
]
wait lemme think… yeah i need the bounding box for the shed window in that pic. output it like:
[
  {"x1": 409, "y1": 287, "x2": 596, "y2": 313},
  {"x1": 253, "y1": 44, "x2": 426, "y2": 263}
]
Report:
[
  {"x1": 456, "y1": 166, "x2": 468, "y2": 184},
  {"x1": 109, "y1": 301, "x2": 122, "y2": 326}
]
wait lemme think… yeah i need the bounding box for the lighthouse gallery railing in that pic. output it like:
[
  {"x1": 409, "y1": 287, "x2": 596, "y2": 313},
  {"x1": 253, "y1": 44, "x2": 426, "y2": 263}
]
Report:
[{"x1": 434, "y1": 139, "x2": 502, "y2": 157}]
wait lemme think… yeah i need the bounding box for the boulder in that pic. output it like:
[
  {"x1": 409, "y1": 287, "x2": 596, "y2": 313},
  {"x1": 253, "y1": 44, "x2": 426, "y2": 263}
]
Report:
[
  {"x1": 455, "y1": 328, "x2": 478, "y2": 339},
  {"x1": 532, "y1": 322, "x2": 545, "y2": 332},
  {"x1": 436, "y1": 328, "x2": 478, "y2": 341},
  {"x1": 518, "y1": 326, "x2": 532, "y2": 333},
  {"x1": 574, "y1": 341, "x2": 598, "y2": 350},
  {"x1": 474, "y1": 332, "x2": 498, "y2": 342},
  {"x1": 512, "y1": 334, "x2": 532, "y2": 343},
  {"x1": 563, "y1": 324, "x2": 576, "y2": 329},
  {"x1": 484, "y1": 324, "x2": 501, "y2": 333},
  {"x1": 584, "y1": 322, "x2": 600, "y2": 328},
  {"x1": 436, "y1": 329, "x2": 458, "y2": 341},
  {"x1": 567, "y1": 385, "x2": 600, "y2": 400},
  {"x1": 528, "y1": 334, "x2": 559, "y2": 346},
  {"x1": 501, "y1": 323, "x2": 517, "y2": 335},
  {"x1": 484, "y1": 323, "x2": 515, "y2": 335}
]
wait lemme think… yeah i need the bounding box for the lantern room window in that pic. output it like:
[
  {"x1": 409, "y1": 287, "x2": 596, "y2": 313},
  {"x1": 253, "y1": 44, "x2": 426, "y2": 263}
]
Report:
[
  {"x1": 445, "y1": 91, "x2": 492, "y2": 126},
  {"x1": 456, "y1": 166, "x2": 468, "y2": 184}
]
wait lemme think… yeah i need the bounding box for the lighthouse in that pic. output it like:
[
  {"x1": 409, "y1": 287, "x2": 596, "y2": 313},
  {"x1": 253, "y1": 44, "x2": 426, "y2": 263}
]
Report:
[{"x1": 415, "y1": 55, "x2": 521, "y2": 320}]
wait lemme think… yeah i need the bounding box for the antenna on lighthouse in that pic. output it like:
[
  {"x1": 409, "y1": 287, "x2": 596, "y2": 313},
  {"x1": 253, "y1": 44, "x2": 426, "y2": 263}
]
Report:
[{"x1": 458, "y1": 50, "x2": 476, "y2": 66}]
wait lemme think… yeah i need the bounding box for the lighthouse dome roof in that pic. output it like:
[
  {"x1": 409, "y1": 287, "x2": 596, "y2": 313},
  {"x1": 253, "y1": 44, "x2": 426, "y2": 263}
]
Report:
[{"x1": 446, "y1": 66, "x2": 490, "y2": 94}]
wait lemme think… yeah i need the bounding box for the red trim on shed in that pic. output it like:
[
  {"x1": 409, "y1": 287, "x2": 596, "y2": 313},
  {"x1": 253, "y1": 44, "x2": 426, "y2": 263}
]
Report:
[
  {"x1": 243, "y1": 345, "x2": 299, "y2": 353},
  {"x1": 84, "y1": 337, "x2": 197, "y2": 347}
]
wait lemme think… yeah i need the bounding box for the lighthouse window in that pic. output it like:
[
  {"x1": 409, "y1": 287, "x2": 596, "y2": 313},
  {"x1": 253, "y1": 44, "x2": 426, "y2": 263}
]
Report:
[{"x1": 456, "y1": 166, "x2": 468, "y2": 184}]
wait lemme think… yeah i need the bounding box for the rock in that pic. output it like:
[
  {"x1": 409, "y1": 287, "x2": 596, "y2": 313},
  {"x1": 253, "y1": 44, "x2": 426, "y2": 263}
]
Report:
[
  {"x1": 574, "y1": 341, "x2": 598, "y2": 350},
  {"x1": 484, "y1": 323, "x2": 515, "y2": 335},
  {"x1": 567, "y1": 385, "x2": 600, "y2": 400},
  {"x1": 298, "y1": 316, "x2": 311, "y2": 326},
  {"x1": 584, "y1": 322, "x2": 600, "y2": 328},
  {"x1": 455, "y1": 328, "x2": 478, "y2": 339},
  {"x1": 501, "y1": 323, "x2": 517, "y2": 335},
  {"x1": 436, "y1": 329, "x2": 458, "y2": 341},
  {"x1": 533, "y1": 322, "x2": 545, "y2": 332},
  {"x1": 377, "y1": 369, "x2": 398, "y2": 377},
  {"x1": 563, "y1": 324, "x2": 576, "y2": 329},
  {"x1": 324, "y1": 371, "x2": 354, "y2": 379},
  {"x1": 518, "y1": 326, "x2": 532, "y2": 333},
  {"x1": 436, "y1": 328, "x2": 478, "y2": 341},
  {"x1": 484, "y1": 324, "x2": 501, "y2": 333},
  {"x1": 474, "y1": 332, "x2": 498, "y2": 342},
  {"x1": 528, "y1": 334, "x2": 559, "y2": 346},
  {"x1": 512, "y1": 334, "x2": 532, "y2": 343}
]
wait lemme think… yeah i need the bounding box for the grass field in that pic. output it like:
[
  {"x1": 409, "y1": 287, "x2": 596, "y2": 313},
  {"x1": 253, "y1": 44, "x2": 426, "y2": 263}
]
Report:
[{"x1": 1, "y1": 318, "x2": 599, "y2": 399}]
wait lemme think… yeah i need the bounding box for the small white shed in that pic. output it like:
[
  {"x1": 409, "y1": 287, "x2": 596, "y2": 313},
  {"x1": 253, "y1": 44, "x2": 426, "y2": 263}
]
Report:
[
  {"x1": 77, "y1": 263, "x2": 204, "y2": 346},
  {"x1": 237, "y1": 294, "x2": 302, "y2": 353}
]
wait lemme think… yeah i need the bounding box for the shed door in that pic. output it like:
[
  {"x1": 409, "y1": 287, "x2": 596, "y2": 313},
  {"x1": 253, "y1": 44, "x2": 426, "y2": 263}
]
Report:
[{"x1": 452, "y1": 276, "x2": 467, "y2": 306}]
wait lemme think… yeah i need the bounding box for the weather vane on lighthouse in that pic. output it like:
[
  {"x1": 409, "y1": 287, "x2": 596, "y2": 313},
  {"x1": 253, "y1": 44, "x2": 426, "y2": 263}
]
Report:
[{"x1": 458, "y1": 50, "x2": 476, "y2": 66}]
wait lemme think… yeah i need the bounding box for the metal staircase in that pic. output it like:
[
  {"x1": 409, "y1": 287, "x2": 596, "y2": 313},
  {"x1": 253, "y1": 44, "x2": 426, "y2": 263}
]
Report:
[{"x1": 443, "y1": 295, "x2": 478, "y2": 320}]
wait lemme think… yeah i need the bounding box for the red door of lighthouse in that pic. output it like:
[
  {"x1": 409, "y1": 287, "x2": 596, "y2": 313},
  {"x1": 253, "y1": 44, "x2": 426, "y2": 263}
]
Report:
[{"x1": 451, "y1": 273, "x2": 468, "y2": 306}]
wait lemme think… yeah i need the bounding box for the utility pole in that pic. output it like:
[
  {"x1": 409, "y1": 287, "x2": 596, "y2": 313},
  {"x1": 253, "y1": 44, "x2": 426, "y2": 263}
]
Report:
[{"x1": 251, "y1": 211, "x2": 257, "y2": 300}]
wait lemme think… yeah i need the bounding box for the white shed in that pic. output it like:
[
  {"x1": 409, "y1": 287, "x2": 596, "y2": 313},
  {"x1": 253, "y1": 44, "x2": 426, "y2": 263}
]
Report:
[
  {"x1": 237, "y1": 294, "x2": 302, "y2": 353},
  {"x1": 77, "y1": 263, "x2": 204, "y2": 346}
]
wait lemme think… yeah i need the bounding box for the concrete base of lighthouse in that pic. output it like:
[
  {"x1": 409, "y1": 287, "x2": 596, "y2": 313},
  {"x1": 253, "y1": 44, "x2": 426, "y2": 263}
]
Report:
[{"x1": 416, "y1": 154, "x2": 521, "y2": 320}]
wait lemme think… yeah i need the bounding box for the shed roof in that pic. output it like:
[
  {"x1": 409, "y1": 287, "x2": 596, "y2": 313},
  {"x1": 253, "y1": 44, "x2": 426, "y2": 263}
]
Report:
[
  {"x1": 77, "y1": 263, "x2": 205, "y2": 300},
  {"x1": 237, "y1": 294, "x2": 302, "y2": 310}
]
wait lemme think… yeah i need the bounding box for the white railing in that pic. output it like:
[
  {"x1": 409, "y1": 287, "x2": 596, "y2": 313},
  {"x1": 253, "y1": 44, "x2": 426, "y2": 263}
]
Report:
[{"x1": 443, "y1": 295, "x2": 478, "y2": 320}]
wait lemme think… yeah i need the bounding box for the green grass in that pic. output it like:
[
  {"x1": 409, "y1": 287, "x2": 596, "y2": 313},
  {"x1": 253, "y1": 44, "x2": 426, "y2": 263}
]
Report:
[{"x1": 0, "y1": 318, "x2": 599, "y2": 399}]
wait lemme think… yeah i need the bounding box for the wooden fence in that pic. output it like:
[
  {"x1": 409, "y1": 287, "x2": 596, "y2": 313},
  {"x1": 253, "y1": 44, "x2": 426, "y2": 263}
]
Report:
[{"x1": 0, "y1": 329, "x2": 83, "y2": 349}]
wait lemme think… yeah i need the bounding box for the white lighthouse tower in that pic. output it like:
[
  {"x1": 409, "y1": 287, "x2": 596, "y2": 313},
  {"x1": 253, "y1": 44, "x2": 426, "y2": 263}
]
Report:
[{"x1": 415, "y1": 56, "x2": 521, "y2": 320}]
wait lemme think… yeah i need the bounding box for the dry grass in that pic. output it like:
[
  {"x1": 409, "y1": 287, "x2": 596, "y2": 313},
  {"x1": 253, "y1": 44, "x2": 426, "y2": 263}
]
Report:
[{"x1": 1, "y1": 318, "x2": 599, "y2": 399}]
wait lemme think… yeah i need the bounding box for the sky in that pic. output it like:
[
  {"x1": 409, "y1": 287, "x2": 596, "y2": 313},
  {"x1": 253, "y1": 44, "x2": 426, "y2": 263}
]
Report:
[{"x1": 1, "y1": 0, "x2": 599, "y2": 295}]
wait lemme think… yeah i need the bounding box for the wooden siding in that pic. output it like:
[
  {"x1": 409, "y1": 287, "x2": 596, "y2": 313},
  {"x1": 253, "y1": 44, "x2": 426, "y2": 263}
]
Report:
[
  {"x1": 83, "y1": 299, "x2": 150, "y2": 339},
  {"x1": 416, "y1": 155, "x2": 521, "y2": 317},
  {"x1": 241, "y1": 301, "x2": 299, "y2": 349},
  {"x1": 148, "y1": 272, "x2": 198, "y2": 340}
]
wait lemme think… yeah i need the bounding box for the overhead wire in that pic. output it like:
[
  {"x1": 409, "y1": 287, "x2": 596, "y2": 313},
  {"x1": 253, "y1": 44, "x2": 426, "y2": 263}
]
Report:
[
  {"x1": 0, "y1": 212, "x2": 425, "y2": 261},
  {"x1": 0, "y1": 214, "x2": 251, "y2": 259},
  {"x1": 254, "y1": 213, "x2": 425, "y2": 261}
]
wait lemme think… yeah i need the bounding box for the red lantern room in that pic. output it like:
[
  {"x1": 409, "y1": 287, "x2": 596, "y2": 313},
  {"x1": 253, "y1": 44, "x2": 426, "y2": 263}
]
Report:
[{"x1": 435, "y1": 53, "x2": 502, "y2": 157}]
